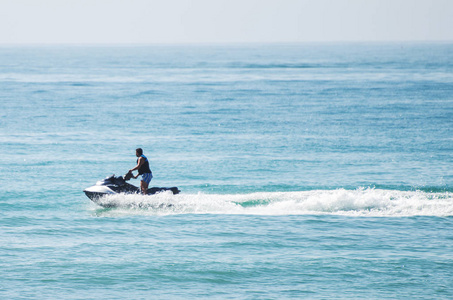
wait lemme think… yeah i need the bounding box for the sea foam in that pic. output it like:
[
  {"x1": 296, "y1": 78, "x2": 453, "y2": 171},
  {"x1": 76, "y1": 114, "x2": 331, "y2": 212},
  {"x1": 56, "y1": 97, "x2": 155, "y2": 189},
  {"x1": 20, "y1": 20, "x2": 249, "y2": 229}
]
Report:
[{"x1": 91, "y1": 188, "x2": 453, "y2": 217}]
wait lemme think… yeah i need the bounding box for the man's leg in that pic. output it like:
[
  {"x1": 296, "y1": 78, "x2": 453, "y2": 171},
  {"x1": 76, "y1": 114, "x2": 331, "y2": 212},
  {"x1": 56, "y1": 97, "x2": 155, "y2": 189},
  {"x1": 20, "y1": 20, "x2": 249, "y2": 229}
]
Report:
[
  {"x1": 140, "y1": 173, "x2": 152, "y2": 194},
  {"x1": 140, "y1": 180, "x2": 149, "y2": 194}
]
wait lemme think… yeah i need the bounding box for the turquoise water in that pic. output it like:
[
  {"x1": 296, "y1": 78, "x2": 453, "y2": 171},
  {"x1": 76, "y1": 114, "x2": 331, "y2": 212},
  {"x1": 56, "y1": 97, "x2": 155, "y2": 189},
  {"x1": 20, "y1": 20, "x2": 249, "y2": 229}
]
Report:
[{"x1": 1, "y1": 43, "x2": 453, "y2": 299}]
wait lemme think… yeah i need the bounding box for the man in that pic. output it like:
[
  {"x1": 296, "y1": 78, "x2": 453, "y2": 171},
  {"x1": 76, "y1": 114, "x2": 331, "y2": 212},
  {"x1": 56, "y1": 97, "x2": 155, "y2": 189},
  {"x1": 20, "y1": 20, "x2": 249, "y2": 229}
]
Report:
[{"x1": 129, "y1": 148, "x2": 153, "y2": 194}]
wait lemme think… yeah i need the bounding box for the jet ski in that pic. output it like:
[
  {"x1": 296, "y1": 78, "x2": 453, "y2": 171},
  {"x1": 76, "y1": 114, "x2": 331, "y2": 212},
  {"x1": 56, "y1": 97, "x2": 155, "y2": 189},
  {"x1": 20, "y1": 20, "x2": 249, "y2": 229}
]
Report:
[{"x1": 84, "y1": 174, "x2": 180, "y2": 206}]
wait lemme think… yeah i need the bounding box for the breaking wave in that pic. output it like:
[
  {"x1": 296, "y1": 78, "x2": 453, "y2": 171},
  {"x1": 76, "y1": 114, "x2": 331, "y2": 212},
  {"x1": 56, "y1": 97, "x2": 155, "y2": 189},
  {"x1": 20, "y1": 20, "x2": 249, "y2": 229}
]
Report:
[{"x1": 90, "y1": 188, "x2": 453, "y2": 217}]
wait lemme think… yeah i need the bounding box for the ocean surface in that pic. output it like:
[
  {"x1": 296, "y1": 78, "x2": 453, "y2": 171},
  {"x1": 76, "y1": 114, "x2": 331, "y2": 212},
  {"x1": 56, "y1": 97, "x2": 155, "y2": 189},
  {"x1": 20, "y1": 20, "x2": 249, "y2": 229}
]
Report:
[{"x1": 1, "y1": 43, "x2": 453, "y2": 299}]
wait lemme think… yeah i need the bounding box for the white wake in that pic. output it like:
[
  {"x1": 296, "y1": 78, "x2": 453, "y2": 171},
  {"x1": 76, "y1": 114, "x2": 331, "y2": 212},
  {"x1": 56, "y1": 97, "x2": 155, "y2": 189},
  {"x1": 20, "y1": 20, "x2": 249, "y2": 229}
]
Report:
[{"x1": 89, "y1": 188, "x2": 453, "y2": 217}]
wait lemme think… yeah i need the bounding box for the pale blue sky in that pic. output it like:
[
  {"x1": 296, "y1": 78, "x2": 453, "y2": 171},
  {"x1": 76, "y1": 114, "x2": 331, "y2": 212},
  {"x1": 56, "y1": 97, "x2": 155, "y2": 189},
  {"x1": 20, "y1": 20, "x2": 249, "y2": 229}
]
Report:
[{"x1": 0, "y1": 0, "x2": 452, "y2": 44}]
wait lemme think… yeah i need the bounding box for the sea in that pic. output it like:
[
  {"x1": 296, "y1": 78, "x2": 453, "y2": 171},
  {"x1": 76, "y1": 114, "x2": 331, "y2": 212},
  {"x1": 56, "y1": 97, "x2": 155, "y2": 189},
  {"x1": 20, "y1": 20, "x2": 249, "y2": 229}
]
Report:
[{"x1": 1, "y1": 43, "x2": 452, "y2": 299}]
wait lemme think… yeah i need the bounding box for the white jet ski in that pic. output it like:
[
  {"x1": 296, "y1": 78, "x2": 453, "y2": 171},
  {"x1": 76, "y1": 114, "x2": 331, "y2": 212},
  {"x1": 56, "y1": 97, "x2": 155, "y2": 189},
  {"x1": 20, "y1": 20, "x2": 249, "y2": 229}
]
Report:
[{"x1": 84, "y1": 174, "x2": 180, "y2": 207}]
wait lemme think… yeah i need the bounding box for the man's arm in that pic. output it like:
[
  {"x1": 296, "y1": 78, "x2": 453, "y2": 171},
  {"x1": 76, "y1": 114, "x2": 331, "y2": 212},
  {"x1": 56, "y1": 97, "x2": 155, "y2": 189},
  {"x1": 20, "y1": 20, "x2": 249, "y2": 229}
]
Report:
[{"x1": 129, "y1": 157, "x2": 145, "y2": 178}]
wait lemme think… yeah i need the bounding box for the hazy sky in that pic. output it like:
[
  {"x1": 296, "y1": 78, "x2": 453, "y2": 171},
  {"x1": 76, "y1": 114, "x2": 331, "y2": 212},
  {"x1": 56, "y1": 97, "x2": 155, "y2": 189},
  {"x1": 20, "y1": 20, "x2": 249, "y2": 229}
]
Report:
[{"x1": 0, "y1": 0, "x2": 452, "y2": 44}]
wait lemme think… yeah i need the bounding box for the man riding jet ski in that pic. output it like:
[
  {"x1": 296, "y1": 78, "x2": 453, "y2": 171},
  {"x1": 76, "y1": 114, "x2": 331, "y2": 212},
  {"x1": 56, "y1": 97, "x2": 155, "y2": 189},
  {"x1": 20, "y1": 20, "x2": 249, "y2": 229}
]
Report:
[
  {"x1": 83, "y1": 148, "x2": 179, "y2": 206},
  {"x1": 129, "y1": 148, "x2": 153, "y2": 194}
]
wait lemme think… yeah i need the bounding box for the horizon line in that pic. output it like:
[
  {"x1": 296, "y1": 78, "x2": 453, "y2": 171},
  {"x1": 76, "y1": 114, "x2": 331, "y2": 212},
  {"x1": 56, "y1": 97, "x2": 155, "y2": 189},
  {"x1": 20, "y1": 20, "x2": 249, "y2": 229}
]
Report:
[{"x1": 1, "y1": 40, "x2": 452, "y2": 47}]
